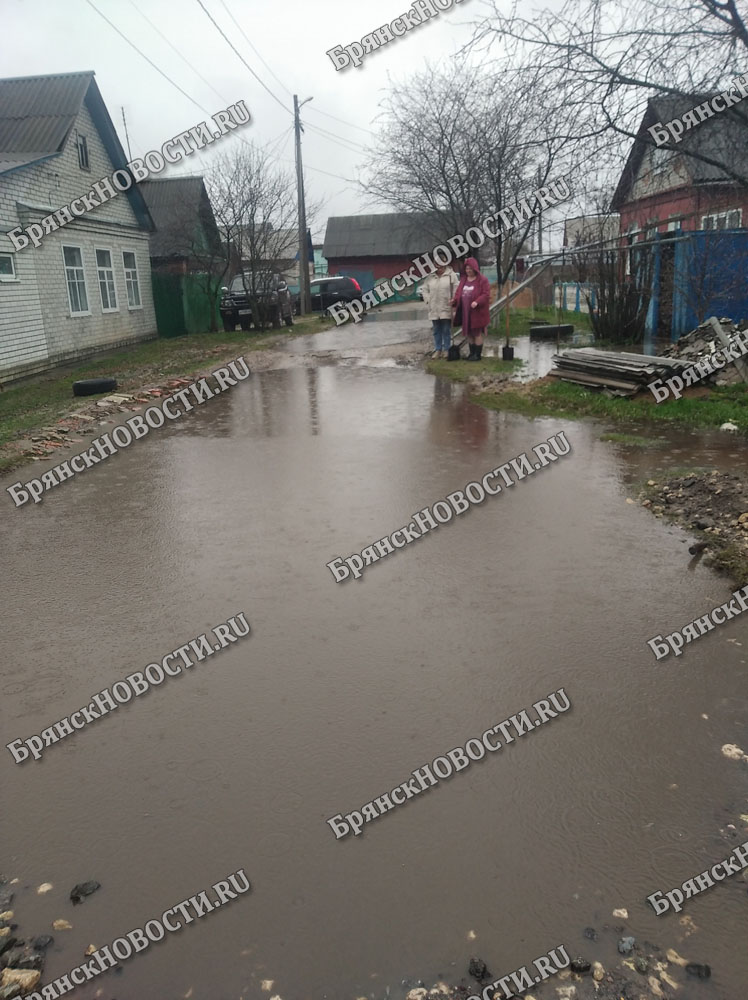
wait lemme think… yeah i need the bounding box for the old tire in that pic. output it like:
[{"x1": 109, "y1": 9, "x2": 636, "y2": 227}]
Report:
[
  {"x1": 284, "y1": 316, "x2": 293, "y2": 327},
  {"x1": 72, "y1": 377, "x2": 118, "y2": 397}
]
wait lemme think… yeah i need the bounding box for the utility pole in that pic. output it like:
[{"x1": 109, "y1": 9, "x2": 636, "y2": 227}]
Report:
[{"x1": 294, "y1": 95, "x2": 313, "y2": 316}]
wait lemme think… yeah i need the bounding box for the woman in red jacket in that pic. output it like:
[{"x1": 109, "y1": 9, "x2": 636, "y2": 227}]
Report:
[{"x1": 452, "y1": 256, "x2": 490, "y2": 361}]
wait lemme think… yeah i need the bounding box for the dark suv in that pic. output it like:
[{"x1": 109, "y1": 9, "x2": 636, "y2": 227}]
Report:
[
  {"x1": 220, "y1": 272, "x2": 294, "y2": 331},
  {"x1": 295, "y1": 275, "x2": 361, "y2": 314}
]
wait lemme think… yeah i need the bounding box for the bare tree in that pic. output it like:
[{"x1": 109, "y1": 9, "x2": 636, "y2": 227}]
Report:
[
  {"x1": 206, "y1": 146, "x2": 312, "y2": 331},
  {"x1": 362, "y1": 57, "x2": 584, "y2": 286},
  {"x1": 470, "y1": 0, "x2": 748, "y2": 186}
]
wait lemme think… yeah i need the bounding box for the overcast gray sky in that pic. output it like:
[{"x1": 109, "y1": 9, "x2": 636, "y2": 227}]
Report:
[{"x1": 3, "y1": 0, "x2": 487, "y2": 237}]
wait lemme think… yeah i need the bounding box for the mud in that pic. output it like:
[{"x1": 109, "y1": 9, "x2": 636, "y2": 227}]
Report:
[
  {"x1": 639, "y1": 469, "x2": 748, "y2": 586},
  {"x1": 4, "y1": 320, "x2": 748, "y2": 1000}
]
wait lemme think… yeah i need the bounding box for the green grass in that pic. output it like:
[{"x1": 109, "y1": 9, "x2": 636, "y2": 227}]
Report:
[
  {"x1": 0, "y1": 317, "x2": 331, "y2": 459},
  {"x1": 424, "y1": 356, "x2": 523, "y2": 381},
  {"x1": 488, "y1": 304, "x2": 593, "y2": 338},
  {"x1": 470, "y1": 378, "x2": 748, "y2": 430}
]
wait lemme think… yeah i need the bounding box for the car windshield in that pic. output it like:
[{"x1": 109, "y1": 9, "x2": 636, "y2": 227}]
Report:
[{"x1": 229, "y1": 273, "x2": 280, "y2": 293}]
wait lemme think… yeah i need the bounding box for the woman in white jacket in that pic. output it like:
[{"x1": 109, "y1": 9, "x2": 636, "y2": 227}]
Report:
[{"x1": 421, "y1": 262, "x2": 458, "y2": 358}]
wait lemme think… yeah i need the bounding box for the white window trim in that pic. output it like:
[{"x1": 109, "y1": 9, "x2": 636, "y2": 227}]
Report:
[
  {"x1": 702, "y1": 208, "x2": 742, "y2": 229},
  {"x1": 95, "y1": 246, "x2": 119, "y2": 313},
  {"x1": 122, "y1": 249, "x2": 143, "y2": 310},
  {"x1": 0, "y1": 251, "x2": 18, "y2": 282},
  {"x1": 61, "y1": 244, "x2": 91, "y2": 317}
]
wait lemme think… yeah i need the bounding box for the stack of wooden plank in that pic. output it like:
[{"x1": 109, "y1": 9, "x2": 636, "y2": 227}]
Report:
[{"x1": 548, "y1": 348, "x2": 691, "y2": 397}]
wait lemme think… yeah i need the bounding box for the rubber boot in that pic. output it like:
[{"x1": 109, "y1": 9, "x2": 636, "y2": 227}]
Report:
[
  {"x1": 475, "y1": 343, "x2": 483, "y2": 360},
  {"x1": 467, "y1": 342, "x2": 477, "y2": 360}
]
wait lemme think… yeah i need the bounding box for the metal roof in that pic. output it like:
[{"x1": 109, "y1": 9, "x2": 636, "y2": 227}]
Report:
[
  {"x1": 323, "y1": 212, "x2": 441, "y2": 258},
  {"x1": 0, "y1": 70, "x2": 154, "y2": 233},
  {"x1": 612, "y1": 94, "x2": 748, "y2": 209},
  {"x1": 139, "y1": 177, "x2": 221, "y2": 258},
  {"x1": 0, "y1": 71, "x2": 93, "y2": 166}
]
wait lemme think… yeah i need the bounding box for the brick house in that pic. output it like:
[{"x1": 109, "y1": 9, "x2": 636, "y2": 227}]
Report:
[
  {"x1": 611, "y1": 96, "x2": 748, "y2": 336},
  {"x1": 0, "y1": 71, "x2": 157, "y2": 383}
]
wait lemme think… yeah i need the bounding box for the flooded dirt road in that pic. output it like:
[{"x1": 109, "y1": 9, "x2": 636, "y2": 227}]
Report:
[{"x1": 3, "y1": 319, "x2": 748, "y2": 1000}]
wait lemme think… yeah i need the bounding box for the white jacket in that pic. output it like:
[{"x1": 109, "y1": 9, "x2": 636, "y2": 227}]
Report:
[{"x1": 422, "y1": 270, "x2": 458, "y2": 320}]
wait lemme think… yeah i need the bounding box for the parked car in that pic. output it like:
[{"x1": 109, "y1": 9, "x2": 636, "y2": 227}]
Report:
[
  {"x1": 220, "y1": 272, "x2": 294, "y2": 331},
  {"x1": 294, "y1": 275, "x2": 361, "y2": 314}
]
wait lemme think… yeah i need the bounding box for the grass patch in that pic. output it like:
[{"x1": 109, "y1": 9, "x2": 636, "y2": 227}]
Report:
[
  {"x1": 471, "y1": 378, "x2": 748, "y2": 430},
  {"x1": 705, "y1": 540, "x2": 748, "y2": 589},
  {"x1": 424, "y1": 356, "x2": 523, "y2": 382},
  {"x1": 0, "y1": 317, "x2": 332, "y2": 453},
  {"x1": 488, "y1": 304, "x2": 593, "y2": 339}
]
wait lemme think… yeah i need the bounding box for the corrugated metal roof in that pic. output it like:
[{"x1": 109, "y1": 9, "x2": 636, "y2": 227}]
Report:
[
  {"x1": 0, "y1": 71, "x2": 154, "y2": 233},
  {"x1": 612, "y1": 94, "x2": 748, "y2": 208},
  {"x1": 0, "y1": 71, "x2": 93, "y2": 163},
  {"x1": 140, "y1": 177, "x2": 220, "y2": 258},
  {"x1": 323, "y1": 212, "x2": 440, "y2": 258}
]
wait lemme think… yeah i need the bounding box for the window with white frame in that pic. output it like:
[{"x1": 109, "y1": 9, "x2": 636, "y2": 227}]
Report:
[
  {"x1": 95, "y1": 248, "x2": 118, "y2": 311},
  {"x1": 62, "y1": 246, "x2": 89, "y2": 315},
  {"x1": 77, "y1": 133, "x2": 90, "y2": 170},
  {"x1": 122, "y1": 250, "x2": 141, "y2": 308},
  {"x1": 0, "y1": 253, "x2": 16, "y2": 281},
  {"x1": 702, "y1": 208, "x2": 742, "y2": 230}
]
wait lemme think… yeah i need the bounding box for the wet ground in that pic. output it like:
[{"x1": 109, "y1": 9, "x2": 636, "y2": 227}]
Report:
[{"x1": 3, "y1": 316, "x2": 748, "y2": 1000}]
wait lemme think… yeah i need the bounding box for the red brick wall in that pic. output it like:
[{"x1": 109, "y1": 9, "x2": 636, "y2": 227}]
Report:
[
  {"x1": 619, "y1": 186, "x2": 748, "y2": 235},
  {"x1": 326, "y1": 256, "x2": 419, "y2": 280}
]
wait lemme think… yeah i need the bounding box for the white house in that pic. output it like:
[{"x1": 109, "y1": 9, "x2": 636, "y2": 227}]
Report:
[{"x1": 0, "y1": 71, "x2": 157, "y2": 383}]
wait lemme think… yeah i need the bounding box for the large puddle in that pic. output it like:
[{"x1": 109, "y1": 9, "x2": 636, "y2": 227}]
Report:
[{"x1": 3, "y1": 322, "x2": 748, "y2": 999}]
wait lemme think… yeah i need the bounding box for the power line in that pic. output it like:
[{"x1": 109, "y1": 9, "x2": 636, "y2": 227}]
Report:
[
  {"x1": 85, "y1": 0, "x2": 212, "y2": 115},
  {"x1": 196, "y1": 0, "x2": 369, "y2": 156},
  {"x1": 86, "y1": 0, "x2": 356, "y2": 184},
  {"x1": 215, "y1": 0, "x2": 376, "y2": 145},
  {"x1": 128, "y1": 0, "x2": 231, "y2": 107},
  {"x1": 195, "y1": 0, "x2": 292, "y2": 114},
  {"x1": 304, "y1": 121, "x2": 369, "y2": 155},
  {"x1": 307, "y1": 106, "x2": 378, "y2": 137},
  {"x1": 217, "y1": 0, "x2": 293, "y2": 99}
]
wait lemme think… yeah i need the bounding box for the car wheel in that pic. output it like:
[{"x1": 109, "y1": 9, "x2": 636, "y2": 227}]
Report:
[
  {"x1": 72, "y1": 377, "x2": 118, "y2": 397},
  {"x1": 222, "y1": 317, "x2": 234, "y2": 332},
  {"x1": 239, "y1": 318, "x2": 251, "y2": 331}
]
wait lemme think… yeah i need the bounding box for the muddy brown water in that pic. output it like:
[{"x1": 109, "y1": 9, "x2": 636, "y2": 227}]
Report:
[{"x1": 3, "y1": 323, "x2": 748, "y2": 1000}]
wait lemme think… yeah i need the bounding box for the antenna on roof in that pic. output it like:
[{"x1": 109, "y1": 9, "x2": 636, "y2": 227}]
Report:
[{"x1": 121, "y1": 106, "x2": 132, "y2": 162}]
